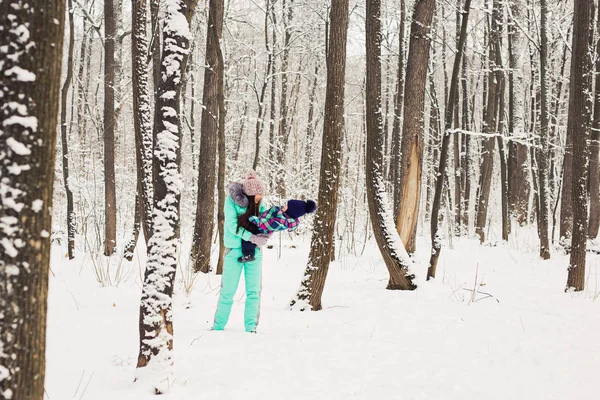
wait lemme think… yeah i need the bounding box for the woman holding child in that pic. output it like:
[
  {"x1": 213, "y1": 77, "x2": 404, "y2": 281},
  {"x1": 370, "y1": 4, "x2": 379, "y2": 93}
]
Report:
[{"x1": 212, "y1": 170, "x2": 316, "y2": 333}]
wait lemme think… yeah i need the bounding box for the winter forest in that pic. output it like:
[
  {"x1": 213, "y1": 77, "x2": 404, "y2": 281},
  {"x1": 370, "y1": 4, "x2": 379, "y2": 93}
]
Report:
[{"x1": 1, "y1": 0, "x2": 600, "y2": 398}]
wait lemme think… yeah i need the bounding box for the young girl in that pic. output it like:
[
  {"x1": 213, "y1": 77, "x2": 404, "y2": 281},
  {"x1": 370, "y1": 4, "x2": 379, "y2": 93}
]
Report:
[
  {"x1": 212, "y1": 171, "x2": 271, "y2": 333},
  {"x1": 238, "y1": 199, "x2": 317, "y2": 263}
]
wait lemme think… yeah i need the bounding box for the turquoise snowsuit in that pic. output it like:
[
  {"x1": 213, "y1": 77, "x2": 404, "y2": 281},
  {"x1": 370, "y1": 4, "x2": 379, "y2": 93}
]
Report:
[{"x1": 213, "y1": 183, "x2": 266, "y2": 332}]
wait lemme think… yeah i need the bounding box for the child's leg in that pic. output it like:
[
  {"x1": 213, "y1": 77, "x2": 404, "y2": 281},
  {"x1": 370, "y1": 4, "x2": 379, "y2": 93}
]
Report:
[{"x1": 241, "y1": 239, "x2": 256, "y2": 258}]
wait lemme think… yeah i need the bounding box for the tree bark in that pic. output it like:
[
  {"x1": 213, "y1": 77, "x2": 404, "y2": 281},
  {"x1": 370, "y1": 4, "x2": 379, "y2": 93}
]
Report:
[
  {"x1": 589, "y1": 0, "x2": 600, "y2": 239},
  {"x1": 536, "y1": 0, "x2": 551, "y2": 258},
  {"x1": 475, "y1": 0, "x2": 501, "y2": 244},
  {"x1": 366, "y1": 0, "x2": 418, "y2": 290},
  {"x1": 215, "y1": 4, "x2": 227, "y2": 276},
  {"x1": 290, "y1": 0, "x2": 350, "y2": 311},
  {"x1": 304, "y1": 63, "x2": 320, "y2": 171},
  {"x1": 0, "y1": 0, "x2": 65, "y2": 397},
  {"x1": 566, "y1": 0, "x2": 592, "y2": 291},
  {"x1": 274, "y1": 0, "x2": 294, "y2": 198},
  {"x1": 507, "y1": 0, "x2": 529, "y2": 225},
  {"x1": 390, "y1": 0, "x2": 406, "y2": 220},
  {"x1": 61, "y1": 0, "x2": 76, "y2": 260},
  {"x1": 104, "y1": 0, "x2": 117, "y2": 256},
  {"x1": 427, "y1": 0, "x2": 470, "y2": 280},
  {"x1": 191, "y1": 0, "x2": 224, "y2": 273},
  {"x1": 132, "y1": 0, "x2": 155, "y2": 247},
  {"x1": 396, "y1": 0, "x2": 436, "y2": 254}
]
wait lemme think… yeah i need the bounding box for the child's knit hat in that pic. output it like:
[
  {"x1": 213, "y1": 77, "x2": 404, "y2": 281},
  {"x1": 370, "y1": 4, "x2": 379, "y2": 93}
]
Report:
[
  {"x1": 285, "y1": 200, "x2": 317, "y2": 219},
  {"x1": 242, "y1": 170, "x2": 266, "y2": 197}
]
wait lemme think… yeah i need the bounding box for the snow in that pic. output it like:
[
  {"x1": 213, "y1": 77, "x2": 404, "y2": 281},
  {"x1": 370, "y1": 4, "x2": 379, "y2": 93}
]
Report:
[
  {"x1": 4, "y1": 137, "x2": 31, "y2": 156},
  {"x1": 3, "y1": 115, "x2": 38, "y2": 132},
  {"x1": 44, "y1": 229, "x2": 600, "y2": 399},
  {"x1": 4, "y1": 66, "x2": 36, "y2": 82}
]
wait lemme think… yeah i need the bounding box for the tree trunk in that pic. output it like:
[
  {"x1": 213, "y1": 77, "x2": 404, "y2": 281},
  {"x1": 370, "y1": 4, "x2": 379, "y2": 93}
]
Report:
[
  {"x1": 61, "y1": 0, "x2": 76, "y2": 260},
  {"x1": 304, "y1": 63, "x2": 320, "y2": 171},
  {"x1": 252, "y1": 1, "x2": 275, "y2": 170},
  {"x1": 589, "y1": 1, "x2": 600, "y2": 239},
  {"x1": 0, "y1": 0, "x2": 65, "y2": 396},
  {"x1": 497, "y1": 77, "x2": 510, "y2": 241},
  {"x1": 137, "y1": 0, "x2": 198, "y2": 392},
  {"x1": 191, "y1": 0, "x2": 224, "y2": 273},
  {"x1": 132, "y1": 0, "x2": 155, "y2": 247},
  {"x1": 428, "y1": 0, "x2": 470, "y2": 279},
  {"x1": 461, "y1": 49, "x2": 471, "y2": 229},
  {"x1": 566, "y1": 0, "x2": 592, "y2": 291},
  {"x1": 475, "y1": 0, "x2": 501, "y2": 244},
  {"x1": 390, "y1": 0, "x2": 406, "y2": 220},
  {"x1": 396, "y1": 0, "x2": 436, "y2": 254},
  {"x1": 275, "y1": 0, "x2": 294, "y2": 198},
  {"x1": 366, "y1": 0, "x2": 418, "y2": 290},
  {"x1": 507, "y1": 0, "x2": 529, "y2": 225},
  {"x1": 215, "y1": 4, "x2": 227, "y2": 276},
  {"x1": 290, "y1": 0, "x2": 350, "y2": 311},
  {"x1": 536, "y1": 0, "x2": 551, "y2": 258},
  {"x1": 104, "y1": 0, "x2": 117, "y2": 256}
]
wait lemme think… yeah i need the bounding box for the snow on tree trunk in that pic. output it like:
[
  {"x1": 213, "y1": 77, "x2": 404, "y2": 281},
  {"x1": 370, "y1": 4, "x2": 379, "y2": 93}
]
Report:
[
  {"x1": 536, "y1": 0, "x2": 551, "y2": 259},
  {"x1": 290, "y1": 0, "x2": 350, "y2": 311},
  {"x1": 0, "y1": 0, "x2": 65, "y2": 397},
  {"x1": 132, "y1": 0, "x2": 155, "y2": 247},
  {"x1": 366, "y1": 0, "x2": 417, "y2": 291},
  {"x1": 136, "y1": 0, "x2": 197, "y2": 392},
  {"x1": 390, "y1": 0, "x2": 406, "y2": 222}
]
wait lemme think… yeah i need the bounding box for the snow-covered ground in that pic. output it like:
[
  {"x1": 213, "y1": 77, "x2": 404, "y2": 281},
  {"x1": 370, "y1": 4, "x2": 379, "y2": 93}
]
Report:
[{"x1": 45, "y1": 228, "x2": 600, "y2": 399}]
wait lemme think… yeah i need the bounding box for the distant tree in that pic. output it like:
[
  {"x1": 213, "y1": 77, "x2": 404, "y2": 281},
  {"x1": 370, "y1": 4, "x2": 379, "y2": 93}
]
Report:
[
  {"x1": 61, "y1": 0, "x2": 76, "y2": 259},
  {"x1": 537, "y1": 0, "x2": 551, "y2": 259},
  {"x1": 0, "y1": 0, "x2": 66, "y2": 397},
  {"x1": 475, "y1": 0, "x2": 501, "y2": 244},
  {"x1": 428, "y1": 0, "x2": 471, "y2": 280},
  {"x1": 125, "y1": 0, "x2": 155, "y2": 261},
  {"x1": 104, "y1": 0, "x2": 117, "y2": 255}
]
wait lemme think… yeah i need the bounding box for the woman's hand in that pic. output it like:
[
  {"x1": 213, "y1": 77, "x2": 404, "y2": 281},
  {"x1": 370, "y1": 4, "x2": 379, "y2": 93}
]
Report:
[{"x1": 249, "y1": 233, "x2": 271, "y2": 247}]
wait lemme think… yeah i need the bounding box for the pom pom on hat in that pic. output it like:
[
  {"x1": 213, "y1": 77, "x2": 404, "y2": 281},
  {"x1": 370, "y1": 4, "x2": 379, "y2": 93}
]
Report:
[
  {"x1": 285, "y1": 199, "x2": 317, "y2": 219},
  {"x1": 242, "y1": 170, "x2": 266, "y2": 197}
]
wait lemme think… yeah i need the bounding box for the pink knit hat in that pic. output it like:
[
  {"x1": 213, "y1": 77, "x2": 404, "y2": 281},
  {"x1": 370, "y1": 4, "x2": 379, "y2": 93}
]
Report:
[{"x1": 242, "y1": 170, "x2": 266, "y2": 196}]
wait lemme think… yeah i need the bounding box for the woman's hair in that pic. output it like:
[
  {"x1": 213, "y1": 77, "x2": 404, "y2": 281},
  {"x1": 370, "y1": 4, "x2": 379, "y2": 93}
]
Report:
[{"x1": 237, "y1": 195, "x2": 260, "y2": 233}]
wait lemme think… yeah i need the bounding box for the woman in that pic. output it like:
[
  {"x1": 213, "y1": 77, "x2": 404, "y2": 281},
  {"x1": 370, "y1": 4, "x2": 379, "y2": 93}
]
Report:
[{"x1": 212, "y1": 171, "x2": 271, "y2": 333}]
